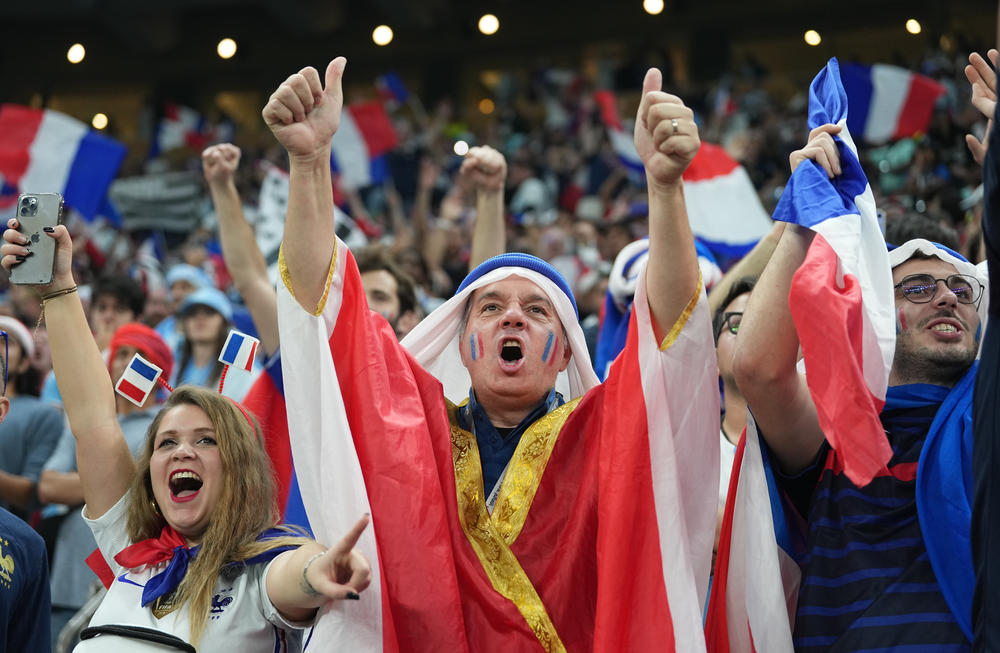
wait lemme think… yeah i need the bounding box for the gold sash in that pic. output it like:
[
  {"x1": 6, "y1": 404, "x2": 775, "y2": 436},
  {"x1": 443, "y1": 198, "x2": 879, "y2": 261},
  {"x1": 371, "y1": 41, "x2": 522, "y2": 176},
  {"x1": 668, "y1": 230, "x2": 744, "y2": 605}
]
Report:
[{"x1": 449, "y1": 399, "x2": 580, "y2": 652}]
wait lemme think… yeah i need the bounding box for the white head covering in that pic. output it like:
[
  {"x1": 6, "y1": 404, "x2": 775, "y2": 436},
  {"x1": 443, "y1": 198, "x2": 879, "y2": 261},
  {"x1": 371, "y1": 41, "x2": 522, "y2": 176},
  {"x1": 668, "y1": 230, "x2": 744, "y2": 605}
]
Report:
[
  {"x1": 0, "y1": 316, "x2": 34, "y2": 359},
  {"x1": 401, "y1": 254, "x2": 600, "y2": 404},
  {"x1": 888, "y1": 238, "x2": 989, "y2": 328}
]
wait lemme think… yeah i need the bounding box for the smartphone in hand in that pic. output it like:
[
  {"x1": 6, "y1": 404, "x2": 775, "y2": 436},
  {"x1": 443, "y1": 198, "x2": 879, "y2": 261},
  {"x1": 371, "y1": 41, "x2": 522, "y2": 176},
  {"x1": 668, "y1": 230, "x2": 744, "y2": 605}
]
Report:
[{"x1": 8, "y1": 193, "x2": 64, "y2": 285}]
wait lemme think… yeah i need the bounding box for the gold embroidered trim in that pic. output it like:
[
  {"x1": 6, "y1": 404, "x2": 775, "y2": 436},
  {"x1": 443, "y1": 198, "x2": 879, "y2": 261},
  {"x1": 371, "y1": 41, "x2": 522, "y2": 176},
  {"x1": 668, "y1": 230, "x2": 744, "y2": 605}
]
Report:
[
  {"x1": 659, "y1": 271, "x2": 703, "y2": 351},
  {"x1": 491, "y1": 398, "x2": 580, "y2": 545},
  {"x1": 448, "y1": 400, "x2": 579, "y2": 653},
  {"x1": 278, "y1": 240, "x2": 338, "y2": 317}
]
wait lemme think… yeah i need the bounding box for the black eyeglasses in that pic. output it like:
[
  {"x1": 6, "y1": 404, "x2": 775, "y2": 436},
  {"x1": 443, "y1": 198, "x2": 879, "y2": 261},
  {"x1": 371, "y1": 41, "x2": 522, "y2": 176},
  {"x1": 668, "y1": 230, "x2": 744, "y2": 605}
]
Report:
[
  {"x1": 0, "y1": 331, "x2": 8, "y2": 397},
  {"x1": 719, "y1": 312, "x2": 742, "y2": 337},
  {"x1": 893, "y1": 274, "x2": 983, "y2": 305}
]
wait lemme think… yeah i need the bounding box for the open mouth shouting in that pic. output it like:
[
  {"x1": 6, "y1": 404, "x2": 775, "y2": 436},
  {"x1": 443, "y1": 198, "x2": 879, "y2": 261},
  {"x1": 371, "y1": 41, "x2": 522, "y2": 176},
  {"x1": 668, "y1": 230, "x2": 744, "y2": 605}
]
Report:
[
  {"x1": 169, "y1": 470, "x2": 204, "y2": 503},
  {"x1": 499, "y1": 339, "x2": 524, "y2": 370}
]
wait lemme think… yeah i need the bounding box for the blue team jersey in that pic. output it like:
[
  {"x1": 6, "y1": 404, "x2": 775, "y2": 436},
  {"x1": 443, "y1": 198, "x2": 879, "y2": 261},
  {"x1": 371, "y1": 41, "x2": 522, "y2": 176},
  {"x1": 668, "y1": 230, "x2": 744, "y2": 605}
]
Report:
[{"x1": 779, "y1": 398, "x2": 969, "y2": 652}]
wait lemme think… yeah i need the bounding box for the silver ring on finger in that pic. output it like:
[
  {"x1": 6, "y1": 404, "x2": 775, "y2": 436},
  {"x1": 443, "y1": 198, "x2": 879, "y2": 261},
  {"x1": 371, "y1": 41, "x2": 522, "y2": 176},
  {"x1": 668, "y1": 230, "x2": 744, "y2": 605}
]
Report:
[{"x1": 670, "y1": 118, "x2": 679, "y2": 136}]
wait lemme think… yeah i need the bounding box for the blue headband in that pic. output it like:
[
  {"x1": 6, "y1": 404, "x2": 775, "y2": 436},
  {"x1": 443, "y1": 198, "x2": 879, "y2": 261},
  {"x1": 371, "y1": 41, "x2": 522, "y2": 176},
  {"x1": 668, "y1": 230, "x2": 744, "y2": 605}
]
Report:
[{"x1": 457, "y1": 253, "x2": 579, "y2": 318}]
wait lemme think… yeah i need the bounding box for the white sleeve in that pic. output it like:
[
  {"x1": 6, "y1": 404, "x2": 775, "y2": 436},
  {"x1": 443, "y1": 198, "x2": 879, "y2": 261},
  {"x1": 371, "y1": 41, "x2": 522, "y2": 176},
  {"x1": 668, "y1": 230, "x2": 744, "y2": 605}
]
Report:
[{"x1": 82, "y1": 492, "x2": 132, "y2": 576}]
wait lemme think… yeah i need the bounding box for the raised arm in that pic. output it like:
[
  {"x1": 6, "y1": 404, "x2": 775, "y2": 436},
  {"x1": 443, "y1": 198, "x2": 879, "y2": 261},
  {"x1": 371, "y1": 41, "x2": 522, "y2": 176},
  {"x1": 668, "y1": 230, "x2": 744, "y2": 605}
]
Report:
[
  {"x1": 633, "y1": 68, "x2": 701, "y2": 339},
  {"x1": 731, "y1": 124, "x2": 842, "y2": 473},
  {"x1": 262, "y1": 57, "x2": 345, "y2": 312},
  {"x1": 965, "y1": 49, "x2": 998, "y2": 165},
  {"x1": 461, "y1": 145, "x2": 508, "y2": 268},
  {"x1": 1, "y1": 222, "x2": 133, "y2": 517},
  {"x1": 203, "y1": 144, "x2": 279, "y2": 355}
]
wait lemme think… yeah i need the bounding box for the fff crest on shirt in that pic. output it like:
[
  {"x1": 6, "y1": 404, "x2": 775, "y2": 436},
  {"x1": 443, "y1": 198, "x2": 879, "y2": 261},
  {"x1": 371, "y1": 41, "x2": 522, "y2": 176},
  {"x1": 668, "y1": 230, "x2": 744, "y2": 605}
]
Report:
[{"x1": 0, "y1": 536, "x2": 13, "y2": 589}]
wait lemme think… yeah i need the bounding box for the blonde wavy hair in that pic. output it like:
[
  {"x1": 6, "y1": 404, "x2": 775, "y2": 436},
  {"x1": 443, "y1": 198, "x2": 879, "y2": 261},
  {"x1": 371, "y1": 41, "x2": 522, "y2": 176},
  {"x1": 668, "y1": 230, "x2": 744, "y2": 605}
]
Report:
[{"x1": 125, "y1": 386, "x2": 309, "y2": 645}]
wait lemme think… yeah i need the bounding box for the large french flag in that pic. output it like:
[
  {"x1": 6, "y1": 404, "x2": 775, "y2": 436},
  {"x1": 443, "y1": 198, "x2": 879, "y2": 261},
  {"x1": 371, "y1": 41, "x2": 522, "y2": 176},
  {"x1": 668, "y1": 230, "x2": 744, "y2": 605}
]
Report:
[
  {"x1": 330, "y1": 101, "x2": 398, "y2": 190},
  {"x1": 0, "y1": 105, "x2": 126, "y2": 220},
  {"x1": 681, "y1": 144, "x2": 773, "y2": 259},
  {"x1": 592, "y1": 90, "x2": 771, "y2": 259},
  {"x1": 774, "y1": 57, "x2": 895, "y2": 486},
  {"x1": 839, "y1": 63, "x2": 946, "y2": 144}
]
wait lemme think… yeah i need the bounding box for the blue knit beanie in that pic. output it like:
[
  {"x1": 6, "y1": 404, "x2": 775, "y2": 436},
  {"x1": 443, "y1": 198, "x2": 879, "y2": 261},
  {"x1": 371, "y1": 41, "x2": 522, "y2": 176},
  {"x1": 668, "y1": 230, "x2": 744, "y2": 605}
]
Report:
[{"x1": 456, "y1": 253, "x2": 579, "y2": 318}]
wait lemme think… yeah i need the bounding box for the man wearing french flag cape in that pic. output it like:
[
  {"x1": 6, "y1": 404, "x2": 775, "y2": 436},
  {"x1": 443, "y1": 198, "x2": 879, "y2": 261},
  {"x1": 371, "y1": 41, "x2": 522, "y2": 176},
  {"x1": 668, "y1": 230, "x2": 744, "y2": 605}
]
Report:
[
  {"x1": 708, "y1": 58, "x2": 985, "y2": 652},
  {"x1": 263, "y1": 56, "x2": 719, "y2": 651}
]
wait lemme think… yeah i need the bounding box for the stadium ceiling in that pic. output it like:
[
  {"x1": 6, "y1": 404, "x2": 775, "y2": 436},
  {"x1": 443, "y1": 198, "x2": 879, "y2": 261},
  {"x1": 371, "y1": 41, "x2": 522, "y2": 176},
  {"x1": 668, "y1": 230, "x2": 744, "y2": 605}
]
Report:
[{"x1": 0, "y1": 0, "x2": 994, "y2": 99}]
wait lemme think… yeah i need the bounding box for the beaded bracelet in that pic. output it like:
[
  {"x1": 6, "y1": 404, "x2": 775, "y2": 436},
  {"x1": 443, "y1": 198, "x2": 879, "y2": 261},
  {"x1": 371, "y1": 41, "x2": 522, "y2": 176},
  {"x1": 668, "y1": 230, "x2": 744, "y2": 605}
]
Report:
[{"x1": 35, "y1": 285, "x2": 78, "y2": 334}]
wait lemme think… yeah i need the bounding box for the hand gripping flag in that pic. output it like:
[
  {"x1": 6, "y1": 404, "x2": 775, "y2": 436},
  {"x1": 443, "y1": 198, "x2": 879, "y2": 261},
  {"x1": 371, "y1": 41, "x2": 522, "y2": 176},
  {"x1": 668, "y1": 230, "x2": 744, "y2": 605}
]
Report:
[
  {"x1": 115, "y1": 354, "x2": 165, "y2": 407},
  {"x1": 772, "y1": 57, "x2": 895, "y2": 486}
]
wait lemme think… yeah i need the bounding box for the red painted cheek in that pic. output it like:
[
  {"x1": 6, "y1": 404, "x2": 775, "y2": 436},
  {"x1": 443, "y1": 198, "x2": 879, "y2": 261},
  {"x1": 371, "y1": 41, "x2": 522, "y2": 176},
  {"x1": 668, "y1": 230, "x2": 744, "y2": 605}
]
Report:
[
  {"x1": 897, "y1": 307, "x2": 908, "y2": 332},
  {"x1": 477, "y1": 333, "x2": 484, "y2": 359}
]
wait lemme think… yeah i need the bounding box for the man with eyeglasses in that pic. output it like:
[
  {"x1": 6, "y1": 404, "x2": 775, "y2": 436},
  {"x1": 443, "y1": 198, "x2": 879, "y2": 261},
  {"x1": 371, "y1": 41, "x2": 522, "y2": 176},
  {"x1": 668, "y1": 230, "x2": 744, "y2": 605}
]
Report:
[
  {"x1": 733, "y1": 121, "x2": 987, "y2": 651},
  {"x1": 711, "y1": 278, "x2": 754, "y2": 544}
]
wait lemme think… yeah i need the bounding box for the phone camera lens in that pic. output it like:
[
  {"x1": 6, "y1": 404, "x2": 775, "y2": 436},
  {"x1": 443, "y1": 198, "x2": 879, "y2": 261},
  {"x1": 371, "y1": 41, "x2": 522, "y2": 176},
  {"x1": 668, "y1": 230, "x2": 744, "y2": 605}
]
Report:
[{"x1": 19, "y1": 207, "x2": 27, "y2": 216}]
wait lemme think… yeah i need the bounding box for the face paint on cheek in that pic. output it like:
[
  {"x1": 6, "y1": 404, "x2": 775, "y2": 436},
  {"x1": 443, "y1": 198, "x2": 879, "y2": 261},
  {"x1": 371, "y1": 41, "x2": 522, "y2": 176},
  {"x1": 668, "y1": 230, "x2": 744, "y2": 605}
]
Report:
[
  {"x1": 469, "y1": 334, "x2": 478, "y2": 361},
  {"x1": 976, "y1": 323, "x2": 982, "y2": 343},
  {"x1": 542, "y1": 331, "x2": 555, "y2": 364},
  {"x1": 897, "y1": 307, "x2": 908, "y2": 334}
]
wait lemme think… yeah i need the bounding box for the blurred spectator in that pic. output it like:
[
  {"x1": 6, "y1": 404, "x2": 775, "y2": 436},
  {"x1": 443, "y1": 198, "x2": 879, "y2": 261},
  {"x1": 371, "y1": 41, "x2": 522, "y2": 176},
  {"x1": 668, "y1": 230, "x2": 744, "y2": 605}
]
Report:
[{"x1": 0, "y1": 317, "x2": 63, "y2": 519}]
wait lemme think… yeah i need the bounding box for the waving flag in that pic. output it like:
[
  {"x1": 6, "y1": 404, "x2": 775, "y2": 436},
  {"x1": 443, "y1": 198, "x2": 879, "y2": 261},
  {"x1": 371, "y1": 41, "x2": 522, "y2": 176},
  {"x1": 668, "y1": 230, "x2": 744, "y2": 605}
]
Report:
[
  {"x1": 115, "y1": 354, "x2": 163, "y2": 407},
  {"x1": 331, "y1": 101, "x2": 398, "y2": 190},
  {"x1": 682, "y1": 144, "x2": 773, "y2": 259},
  {"x1": 0, "y1": 105, "x2": 126, "y2": 221},
  {"x1": 592, "y1": 91, "x2": 771, "y2": 258},
  {"x1": 376, "y1": 72, "x2": 410, "y2": 106},
  {"x1": 150, "y1": 102, "x2": 234, "y2": 158},
  {"x1": 773, "y1": 57, "x2": 895, "y2": 486},
  {"x1": 839, "y1": 63, "x2": 945, "y2": 144},
  {"x1": 593, "y1": 90, "x2": 645, "y2": 183}
]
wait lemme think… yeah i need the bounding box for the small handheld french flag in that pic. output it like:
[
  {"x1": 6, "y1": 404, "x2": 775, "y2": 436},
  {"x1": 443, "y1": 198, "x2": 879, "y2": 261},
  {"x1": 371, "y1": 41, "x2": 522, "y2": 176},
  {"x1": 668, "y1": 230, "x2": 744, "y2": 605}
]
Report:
[
  {"x1": 219, "y1": 330, "x2": 259, "y2": 372},
  {"x1": 115, "y1": 354, "x2": 163, "y2": 407}
]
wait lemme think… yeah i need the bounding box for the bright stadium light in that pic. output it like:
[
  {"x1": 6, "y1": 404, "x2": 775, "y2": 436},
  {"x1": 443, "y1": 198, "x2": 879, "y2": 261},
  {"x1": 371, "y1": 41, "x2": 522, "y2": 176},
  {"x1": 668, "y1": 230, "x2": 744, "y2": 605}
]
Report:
[
  {"x1": 91, "y1": 113, "x2": 108, "y2": 130},
  {"x1": 804, "y1": 30, "x2": 822, "y2": 46},
  {"x1": 643, "y1": 0, "x2": 665, "y2": 15},
  {"x1": 906, "y1": 19, "x2": 922, "y2": 35},
  {"x1": 478, "y1": 14, "x2": 500, "y2": 36},
  {"x1": 454, "y1": 140, "x2": 470, "y2": 156},
  {"x1": 373, "y1": 25, "x2": 394, "y2": 46},
  {"x1": 217, "y1": 38, "x2": 237, "y2": 59},
  {"x1": 67, "y1": 43, "x2": 86, "y2": 64}
]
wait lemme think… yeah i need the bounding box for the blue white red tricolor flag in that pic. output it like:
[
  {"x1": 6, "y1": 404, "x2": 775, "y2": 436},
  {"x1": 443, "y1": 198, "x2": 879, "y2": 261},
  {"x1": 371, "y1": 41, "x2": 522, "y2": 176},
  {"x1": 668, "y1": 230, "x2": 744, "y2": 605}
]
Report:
[
  {"x1": 681, "y1": 144, "x2": 773, "y2": 259},
  {"x1": 0, "y1": 105, "x2": 126, "y2": 221},
  {"x1": 375, "y1": 72, "x2": 410, "y2": 106},
  {"x1": 150, "y1": 103, "x2": 234, "y2": 158},
  {"x1": 706, "y1": 58, "x2": 897, "y2": 653},
  {"x1": 773, "y1": 57, "x2": 895, "y2": 486},
  {"x1": 115, "y1": 354, "x2": 163, "y2": 407},
  {"x1": 593, "y1": 90, "x2": 646, "y2": 183},
  {"x1": 592, "y1": 90, "x2": 771, "y2": 259},
  {"x1": 839, "y1": 63, "x2": 946, "y2": 144},
  {"x1": 330, "y1": 101, "x2": 398, "y2": 190},
  {"x1": 219, "y1": 330, "x2": 259, "y2": 372}
]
